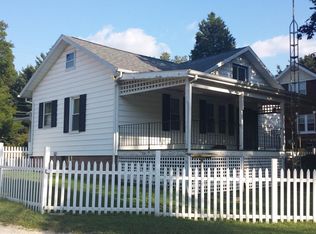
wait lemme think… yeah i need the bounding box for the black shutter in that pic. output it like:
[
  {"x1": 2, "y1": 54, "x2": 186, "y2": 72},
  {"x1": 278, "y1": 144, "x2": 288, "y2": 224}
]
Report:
[
  {"x1": 228, "y1": 104, "x2": 234, "y2": 136},
  {"x1": 199, "y1": 100, "x2": 206, "y2": 133},
  {"x1": 162, "y1": 94, "x2": 170, "y2": 131},
  {"x1": 79, "y1": 94, "x2": 87, "y2": 132},
  {"x1": 206, "y1": 103, "x2": 215, "y2": 133},
  {"x1": 51, "y1": 100, "x2": 57, "y2": 128},
  {"x1": 170, "y1": 98, "x2": 180, "y2": 131},
  {"x1": 63, "y1": 98, "x2": 70, "y2": 133},
  {"x1": 38, "y1": 102, "x2": 43, "y2": 129},
  {"x1": 218, "y1": 105, "x2": 226, "y2": 134}
]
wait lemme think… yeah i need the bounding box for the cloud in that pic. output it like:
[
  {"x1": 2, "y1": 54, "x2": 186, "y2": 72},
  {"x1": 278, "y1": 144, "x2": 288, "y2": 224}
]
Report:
[
  {"x1": 251, "y1": 35, "x2": 316, "y2": 58},
  {"x1": 86, "y1": 25, "x2": 170, "y2": 57},
  {"x1": 186, "y1": 21, "x2": 198, "y2": 32}
]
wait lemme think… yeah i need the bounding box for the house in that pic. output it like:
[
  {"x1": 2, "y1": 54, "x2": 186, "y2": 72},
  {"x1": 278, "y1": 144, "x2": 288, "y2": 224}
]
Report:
[
  {"x1": 20, "y1": 35, "x2": 294, "y2": 166},
  {"x1": 276, "y1": 65, "x2": 316, "y2": 151}
]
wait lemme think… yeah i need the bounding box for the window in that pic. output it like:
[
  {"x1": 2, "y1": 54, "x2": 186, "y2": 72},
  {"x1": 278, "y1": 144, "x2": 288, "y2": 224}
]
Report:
[
  {"x1": 288, "y1": 81, "x2": 306, "y2": 95},
  {"x1": 38, "y1": 100, "x2": 57, "y2": 129},
  {"x1": 307, "y1": 114, "x2": 315, "y2": 131},
  {"x1": 162, "y1": 94, "x2": 180, "y2": 131},
  {"x1": 66, "y1": 52, "x2": 75, "y2": 69},
  {"x1": 44, "y1": 102, "x2": 52, "y2": 127},
  {"x1": 233, "y1": 64, "x2": 248, "y2": 81},
  {"x1": 71, "y1": 97, "x2": 80, "y2": 131},
  {"x1": 63, "y1": 94, "x2": 86, "y2": 133},
  {"x1": 297, "y1": 114, "x2": 315, "y2": 133},
  {"x1": 298, "y1": 115, "x2": 305, "y2": 132}
]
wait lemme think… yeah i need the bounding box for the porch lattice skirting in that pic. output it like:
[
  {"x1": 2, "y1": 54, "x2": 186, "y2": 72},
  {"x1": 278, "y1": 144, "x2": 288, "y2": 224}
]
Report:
[{"x1": 117, "y1": 150, "x2": 285, "y2": 177}]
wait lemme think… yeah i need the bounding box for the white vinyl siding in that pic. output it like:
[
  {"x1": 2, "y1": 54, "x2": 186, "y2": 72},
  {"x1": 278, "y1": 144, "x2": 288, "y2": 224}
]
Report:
[{"x1": 31, "y1": 45, "x2": 115, "y2": 156}]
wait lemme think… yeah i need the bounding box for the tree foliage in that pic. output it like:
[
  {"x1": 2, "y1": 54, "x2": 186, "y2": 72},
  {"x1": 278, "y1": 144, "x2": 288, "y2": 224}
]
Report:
[
  {"x1": 0, "y1": 20, "x2": 21, "y2": 145},
  {"x1": 190, "y1": 12, "x2": 236, "y2": 60},
  {"x1": 298, "y1": 0, "x2": 316, "y2": 39},
  {"x1": 299, "y1": 53, "x2": 316, "y2": 73},
  {"x1": 160, "y1": 52, "x2": 188, "y2": 64}
]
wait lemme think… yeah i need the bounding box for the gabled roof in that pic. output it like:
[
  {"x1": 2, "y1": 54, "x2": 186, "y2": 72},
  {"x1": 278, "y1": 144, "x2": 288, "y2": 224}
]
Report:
[
  {"x1": 276, "y1": 64, "x2": 316, "y2": 83},
  {"x1": 20, "y1": 35, "x2": 281, "y2": 98},
  {"x1": 178, "y1": 47, "x2": 246, "y2": 71},
  {"x1": 68, "y1": 36, "x2": 179, "y2": 72}
]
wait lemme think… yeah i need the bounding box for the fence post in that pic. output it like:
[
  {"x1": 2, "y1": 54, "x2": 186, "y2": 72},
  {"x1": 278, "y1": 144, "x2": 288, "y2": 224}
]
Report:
[
  {"x1": 271, "y1": 158, "x2": 278, "y2": 223},
  {"x1": 154, "y1": 150, "x2": 161, "y2": 216},
  {"x1": 40, "y1": 146, "x2": 50, "y2": 214},
  {"x1": 0, "y1": 143, "x2": 4, "y2": 195},
  {"x1": 0, "y1": 142, "x2": 3, "y2": 166}
]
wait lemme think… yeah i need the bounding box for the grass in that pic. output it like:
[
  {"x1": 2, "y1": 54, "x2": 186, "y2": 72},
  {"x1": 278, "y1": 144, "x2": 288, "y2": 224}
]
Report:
[{"x1": 1, "y1": 199, "x2": 316, "y2": 234}]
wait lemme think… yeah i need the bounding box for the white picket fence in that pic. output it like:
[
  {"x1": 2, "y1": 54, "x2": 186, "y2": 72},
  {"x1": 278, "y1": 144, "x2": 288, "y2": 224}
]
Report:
[
  {"x1": 1, "y1": 145, "x2": 316, "y2": 223},
  {"x1": 2, "y1": 145, "x2": 28, "y2": 166}
]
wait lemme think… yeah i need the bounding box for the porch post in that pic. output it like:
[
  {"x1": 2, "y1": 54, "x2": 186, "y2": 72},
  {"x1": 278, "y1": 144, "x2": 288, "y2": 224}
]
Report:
[
  {"x1": 185, "y1": 78, "x2": 192, "y2": 151},
  {"x1": 239, "y1": 94, "x2": 244, "y2": 150},
  {"x1": 280, "y1": 101, "x2": 285, "y2": 151}
]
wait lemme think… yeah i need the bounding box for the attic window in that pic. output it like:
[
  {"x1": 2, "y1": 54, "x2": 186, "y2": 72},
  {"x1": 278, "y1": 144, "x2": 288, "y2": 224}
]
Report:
[
  {"x1": 233, "y1": 64, "x2": 248, "y2": 81},
  {"x1": 66, "y1": 52, "x2": 75, "y2": 69}
]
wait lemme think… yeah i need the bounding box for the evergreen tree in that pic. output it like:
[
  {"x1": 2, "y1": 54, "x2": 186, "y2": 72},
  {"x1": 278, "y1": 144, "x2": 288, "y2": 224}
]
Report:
[
  {"x1": 191, "y1": 12, "x2": 236, "y2": 60},
  {"x1": 0, "y1": 20, "x2": 21, "y2": 145}
]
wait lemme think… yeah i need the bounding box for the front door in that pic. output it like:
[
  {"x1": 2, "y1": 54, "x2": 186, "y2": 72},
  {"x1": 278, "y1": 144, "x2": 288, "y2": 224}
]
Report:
[{"x1": 244, "y1": 108, "x2": 258, "y2": 150}]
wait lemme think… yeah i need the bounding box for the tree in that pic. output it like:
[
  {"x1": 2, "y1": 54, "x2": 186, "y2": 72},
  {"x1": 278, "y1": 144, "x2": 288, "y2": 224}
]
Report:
[
  {"x1": 160, "y1": 52, "x2": 188, "y2": 64},
  {"x1": 0, "y1": 20, "x2": 22, "y2": 145},
  {"x1": 190, "y1": 12, "x2": 236, "y2": 60},
  {"x1": 173, "y1": 55, "x2": 188, "y2": 64},
  {"x1": 299, "y1": 53, "x2": 316, "y2": 73},
  {"x1": 160, "y1": 52, "x2": 171, "y2": 61},
  {"x1": 275, "y1": 65, "x2": 283, "y2": 77},
  {"x1": 298, "y1": 0, "x2": 316, "y2": 39},
  {"x1": 0, "y1": 21, "x2": 16, "y2": 87}
]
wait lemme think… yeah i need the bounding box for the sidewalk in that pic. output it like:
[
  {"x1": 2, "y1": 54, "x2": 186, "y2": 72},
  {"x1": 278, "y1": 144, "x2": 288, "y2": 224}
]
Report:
[{"x1": 0, "y1": 223, "x2": 54, "y2": 234}]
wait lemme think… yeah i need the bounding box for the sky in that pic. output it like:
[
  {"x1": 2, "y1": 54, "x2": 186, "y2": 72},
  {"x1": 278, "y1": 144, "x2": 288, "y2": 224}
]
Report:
[{"x1": 2, "y1": 0, "x2": 316, "y2": 75}]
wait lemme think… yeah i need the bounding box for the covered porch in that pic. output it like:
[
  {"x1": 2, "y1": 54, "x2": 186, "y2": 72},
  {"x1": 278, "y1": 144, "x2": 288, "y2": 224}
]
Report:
[{"x1": 115, "y1": 70, "x2": 286, "y2": 153}]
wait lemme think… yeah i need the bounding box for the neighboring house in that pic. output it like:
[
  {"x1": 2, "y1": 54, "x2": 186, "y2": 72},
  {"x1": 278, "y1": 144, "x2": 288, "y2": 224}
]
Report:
[
  {"x1": 276, "y1": 65, "x2": 316, "y2": 151},
  {"x1": 20, "y1": 35, "x2": 292, "y2": 163}
]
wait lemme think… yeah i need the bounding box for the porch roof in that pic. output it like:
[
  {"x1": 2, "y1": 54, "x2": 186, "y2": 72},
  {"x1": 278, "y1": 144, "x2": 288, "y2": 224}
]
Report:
[{"x1": 119, "y1": 69, "x2": 285, "y2": 99}]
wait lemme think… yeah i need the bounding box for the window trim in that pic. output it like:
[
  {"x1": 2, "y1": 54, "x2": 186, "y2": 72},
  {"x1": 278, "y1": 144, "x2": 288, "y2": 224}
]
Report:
[
  {"x1": 297, "y1": 114, "x2": 316, "y2": 134},
  {"x1": 232, "y1": 63, "x2": 249, "y2": 82},
  {"x1": 65, "y1": 51, "x2": 76, "y2": 70}
]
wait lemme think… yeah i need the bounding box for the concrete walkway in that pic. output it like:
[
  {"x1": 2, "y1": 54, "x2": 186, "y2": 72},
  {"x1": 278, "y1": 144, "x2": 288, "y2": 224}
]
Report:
[{"x1": 0, "y1": 223, "x2": 54, "y2": 234}]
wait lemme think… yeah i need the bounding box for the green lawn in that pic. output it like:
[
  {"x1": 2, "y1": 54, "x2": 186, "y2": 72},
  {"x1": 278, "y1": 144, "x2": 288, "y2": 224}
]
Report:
[{"x1": 1, "y1": 199, "x2": 316, "y2": 234}]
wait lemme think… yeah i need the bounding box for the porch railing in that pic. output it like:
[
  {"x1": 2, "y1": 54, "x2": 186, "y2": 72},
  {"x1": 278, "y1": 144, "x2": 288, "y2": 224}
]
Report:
[
  {"x1": 118, "y1": 121, "x2": 239, "y2": 150},
  {"x1": 118, "y1": 122, "x2": 185, "y2": 150}
]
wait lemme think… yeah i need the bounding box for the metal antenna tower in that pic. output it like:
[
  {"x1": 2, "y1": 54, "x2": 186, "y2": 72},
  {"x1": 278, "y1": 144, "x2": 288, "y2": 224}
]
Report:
[{"x1": 289, "y1": 0, "x2": 300, "y2": 153}]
